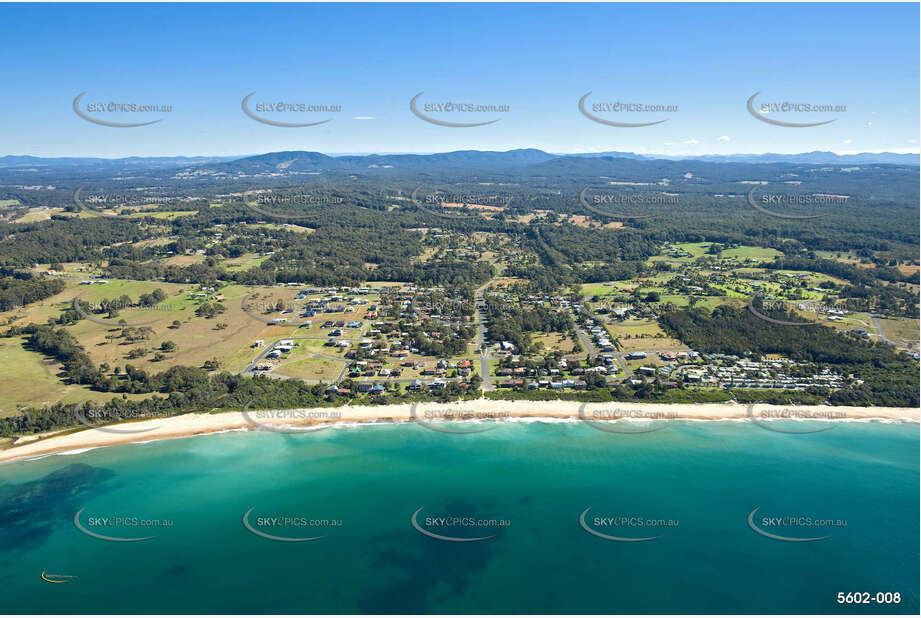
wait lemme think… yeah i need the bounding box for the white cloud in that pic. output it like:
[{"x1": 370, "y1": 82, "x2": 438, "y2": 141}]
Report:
[
  {"x1": 352, "y1": 116, "x2": 376, "y2": 120},
  {"x1": 717, "y1": 135, "x2": 730, "y2": 142},
  {"x1": 867, "y1": 122, "x2": 873, "y2": 127},
  {"x1": 682, "y1": 139, "x2": 699, "y2": 145},
  {"x1": 843, "y1": 139, "x2": 853, "y2": 145}
]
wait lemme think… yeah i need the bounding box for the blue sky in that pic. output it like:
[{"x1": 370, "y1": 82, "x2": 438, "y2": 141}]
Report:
[{"x1": 2, "y1": 2, "x2": 918, "y2": 157}]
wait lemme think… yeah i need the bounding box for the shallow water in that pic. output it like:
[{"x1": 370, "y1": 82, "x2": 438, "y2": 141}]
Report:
[{"x1": 1, "y1": 420, "x2": 917, "y2": 613}]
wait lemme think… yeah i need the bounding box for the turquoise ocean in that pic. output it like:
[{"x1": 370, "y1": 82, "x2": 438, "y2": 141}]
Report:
[{"x1": 0, "y1": 419, "x2": 918, "y2": 614}]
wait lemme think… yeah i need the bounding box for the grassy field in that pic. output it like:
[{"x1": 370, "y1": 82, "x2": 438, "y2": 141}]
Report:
[
  {"x1": 0, "y1": 280, "x2": 320, "y2": 375},
  {"x1": 579, "y1": 283, "x2": 619, "y2": 296},
  {"x1": 269, "y1": 340, "x2": 347, "y2": 382},
  {"x1": 126, "y1": 210, "x2": 198, "y2": 219},
  {"x1": 222, "y1": 253, "x2": 271, "y2": 272},
  {"x1": 15, "y1": 207, "x2": 56, "y2": 223},
  {"x1": 674, "y1": 242, "x2": 712, "y2": 257},
  {"x1": 0, "y1": 336, "x2": 147, "y2": 417},
  {"x1": 720, "y1": 246, "x2": 783, "y2": 261},
  {"x1": 877, "y1": 317, "x2": 920, "y2": 350},
  {"x1": 533, "y1": 332, "x2": 577, "y2": 354}
]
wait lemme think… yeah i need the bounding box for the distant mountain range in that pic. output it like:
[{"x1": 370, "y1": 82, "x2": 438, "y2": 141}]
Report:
[
  {"x1": 0, "y1": 149, "x2": 916, "y2": 178},
  {"x1": 0, "y1": 155, "x2": 239, "y2": 172},
  {"x1": 567, "y1": 151, "x2": 920, "y2": 165}
]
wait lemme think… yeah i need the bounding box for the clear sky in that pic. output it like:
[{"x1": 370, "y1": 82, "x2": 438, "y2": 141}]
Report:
[{"x1": 2, "y1": 2, "x2": 918, "y2": 158}]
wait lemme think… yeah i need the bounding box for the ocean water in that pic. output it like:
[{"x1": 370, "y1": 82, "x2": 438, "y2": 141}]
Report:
[{"x1": 0, "y1": 420, "x2": 917, "y2": 614}]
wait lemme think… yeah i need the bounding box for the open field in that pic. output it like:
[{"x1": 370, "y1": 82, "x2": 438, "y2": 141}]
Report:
[
  {"x1": 0, "y1": 336, "x2": 150, "y2": 416},
  {"x1": 533, "y1": 332, "x2": 578, "y2": 354},
  {"x1": 221, "y1": 252, "x2": 271, "y2": 272},
  {"x1": 126, "y1": 210, "x2": 198, "y2": 219},
  {"x1": 720, "y1": 246, "x2": 783, "y2": 261},
  {"x1": 878, "y1": 317, "x2": 921, "y2": 350}
]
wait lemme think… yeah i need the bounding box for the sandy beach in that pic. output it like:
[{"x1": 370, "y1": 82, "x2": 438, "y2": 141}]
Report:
[{"x1": 1, "y1": 399, "x2": 918, "y2": 464}]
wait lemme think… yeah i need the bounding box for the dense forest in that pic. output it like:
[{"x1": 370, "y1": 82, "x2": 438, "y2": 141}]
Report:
[{"x1": 660, "y1": 304, "x2": 919, "y2": 407}]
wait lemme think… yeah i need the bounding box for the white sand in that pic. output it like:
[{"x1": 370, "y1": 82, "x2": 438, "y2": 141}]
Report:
[{"x1": 1, "y1": 399, "x2": 917, "y2": 463}]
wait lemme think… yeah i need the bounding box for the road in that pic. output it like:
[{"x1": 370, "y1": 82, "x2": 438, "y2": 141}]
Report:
[
  {"x1": 475, "y1": 278, "x2": 496, "y2": 391},
  {"x1": 243, "y1": 336, "x2": 470, "y2": 387},
  {"x1": 242, "y1": 336, "x2": 356, "y2": 377},
  {"x1": 574, "y1": 325, "x2": 598, "y2": 358},
  {"x1": 868, "y1": 313, "x2": 890, "y2": 344}
]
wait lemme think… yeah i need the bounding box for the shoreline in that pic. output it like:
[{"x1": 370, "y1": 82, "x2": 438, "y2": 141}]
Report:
[{"x1": 1, "y1": 400, "x2": 918, "y2": 464}]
